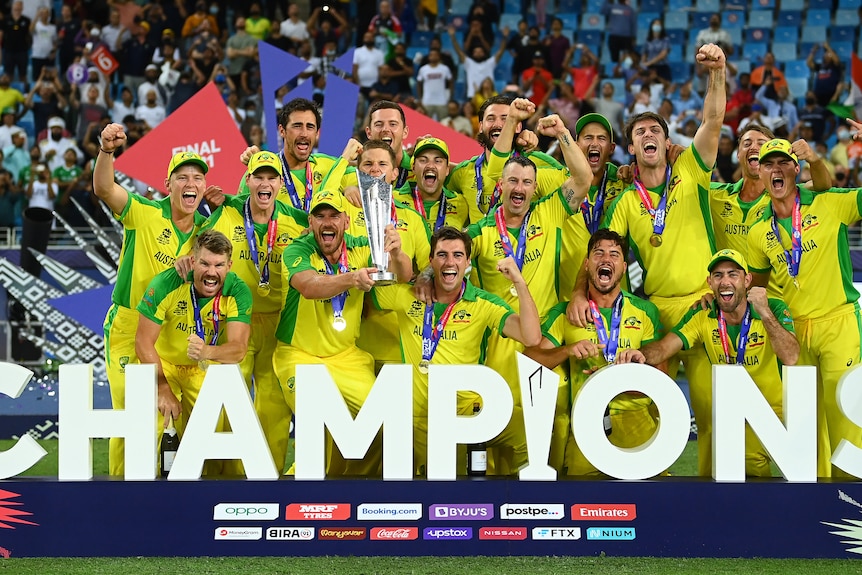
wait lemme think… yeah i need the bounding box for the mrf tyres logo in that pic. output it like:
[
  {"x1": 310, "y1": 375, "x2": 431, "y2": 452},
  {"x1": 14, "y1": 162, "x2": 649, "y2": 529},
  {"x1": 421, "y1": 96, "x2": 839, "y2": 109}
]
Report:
[
  {"x1": 822, "y1": 489, "x2": 862, "y2": 555},
  {"x1": 500, "y1": 504, "x2": 564, "y2": 520},
  {"x1": 213, "y1": 503, "x2": 278, "y2": 521},
  {"x1": 285, "y1": 503, "x2": 351, "y2": 520}
]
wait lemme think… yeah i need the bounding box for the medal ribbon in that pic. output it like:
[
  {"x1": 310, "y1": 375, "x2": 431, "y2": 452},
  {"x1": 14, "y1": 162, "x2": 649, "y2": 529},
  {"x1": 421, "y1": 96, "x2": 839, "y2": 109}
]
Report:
[
  {"x1": 412, "y1": 186, "x2": 448, "y2": 232},
  {"x1": 242, "y1": 199, "x2": 278, "y2": 287},
  {"x1": 580, "y1": 169, "x2": 608, "y2": 235},
  {"x1": 770, "y1": 192, "x2": 802, "y2": 280},
  {"x1": 717, "y1": 304, "x2": 752, "y2": 365},
  {"x1": 475, "y1": 151, "x2": 518, "y2": 214},
  {"x1": 632, "y1": 165, "x2": 671, "y2": 238},
  {"x1": 588, "y1": 293, "x2": 623, "y2": 363},
  {"x1": 494, "y1": 206, "x2": 531, "y2": 271},
  {"x1": 282, "y1": 154, "x2": 314, "y2": 212},
  {"x1": 321, "y1": 242, "x2": 350, "y2": 323},
  {"x1": 396, "y1": 164, "x2": 409, "y2": 189},
  {"x1": 421, "y1": 281, "x2": 466, "y2": 365},
  {"x1": 191, "y1": 286, "x2": 220, "y2": 346}
]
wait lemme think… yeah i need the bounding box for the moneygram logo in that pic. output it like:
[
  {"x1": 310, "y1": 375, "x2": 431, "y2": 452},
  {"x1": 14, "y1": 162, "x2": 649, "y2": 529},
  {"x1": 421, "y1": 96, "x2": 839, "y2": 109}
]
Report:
[
  {"x1": 214, "y1": 527, "x2": 263, "y2": 540},
  {"x1": 318, "y1": 528, "x2": 367, "y2": 540},
  {"x1": 532, "y1": 527, "x2": 582, "y2": 540},
  {"x1": 370, "y1": 527, "x2": 419, "y2": 540},
  {"x1": 479, "y1": 527, "x2": 527, "y2": 540},
  {"x1": 285, "y1": 503, "x2": 351, "y2": 520},
  {"x1": 586, "y1": 527, "x2": 636, "y2": 540},
  {"x1": 430, "y1": 504, "x2": 493, "y2": 520},
  {"x1": 266, "y1": 527, "x2": 315, "y2": 541},
  {"x1": 571, "y1": 504, "x2": 637, "y2": 521},
  {"x1": 423, "y1": 527, "x2": 473, "y2": 540},
  {"x1": 357, "y1": 503, "x2": 422, "y2": 520},
  {"x1": 500, "y1": 504, "x2": 564, "y2": 520},
  {"x1": 213, "y1": 504, "x2": 279, "y2": 520}
]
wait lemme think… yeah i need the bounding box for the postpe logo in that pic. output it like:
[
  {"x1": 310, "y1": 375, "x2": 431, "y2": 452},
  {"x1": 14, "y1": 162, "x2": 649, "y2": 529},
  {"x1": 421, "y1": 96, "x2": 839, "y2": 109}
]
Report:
[
  {"x1": 213, "y1": 503, "x2": 279, "y2": 520},
  {"x1": 430, "y1": 504, "x2": 493, "y2": 520},
  {"x1": 500, "y1": 504, "x2": 565, "y2": 520},
  {"x1": 571, "y1": 504, "x2": 637, "y2": 521},
  {"x1": 422, "y1": 527, "x2": 473, "y2": 540}
]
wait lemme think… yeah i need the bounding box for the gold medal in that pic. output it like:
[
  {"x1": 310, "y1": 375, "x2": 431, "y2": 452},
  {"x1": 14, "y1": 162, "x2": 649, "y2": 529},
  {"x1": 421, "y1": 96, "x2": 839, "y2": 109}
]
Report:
[
  {"x1": 418, "y1": 360, "x2": 430, "y2": 374},
  {"x1": 649, "y1": 233, "x2": 663, "y2": 247},
  {"x1": 257, "y1": 282, "x2": 271, "y2": 297},
  {"x1": 509, "y1": 284, "x2": 518, "y2": 297},
  {"x1": 332, "y1": 316, "x2": 347, "y2": 331}
]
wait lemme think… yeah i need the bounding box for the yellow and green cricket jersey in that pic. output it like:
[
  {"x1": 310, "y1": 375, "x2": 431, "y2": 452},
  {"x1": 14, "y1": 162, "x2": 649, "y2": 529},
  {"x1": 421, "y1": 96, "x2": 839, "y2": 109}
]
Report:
[
  {"x1": 747, "y1": 186, "x2": 862, "y2": 320},
  {"x1": 542, "y1": 292, "x2": 663, "y2": 406},
  {"x1": 603, "y1": 145, "x2": 716, "y2": 298},
  {"x1": 393, "y1": 186, "x2": 469, "y2": 231},
  {"x1": 137, "y1": 269, "x2": 252, "y2": 366},
  {"x1": 237, "y1": 153, "x2": 354, "y2": 210},
  {"x1": 201, "y1": 195, "x2": 308, "y2": 314},
  {"x1": 276, "y1": 233, "x2": 372, "y2": 355},
  {"x1": 467, "y1": 188, "x2": 575, "y2": 315},
  {"x1": 112, "y1": 194, "x2": 205, "y2": 309}
]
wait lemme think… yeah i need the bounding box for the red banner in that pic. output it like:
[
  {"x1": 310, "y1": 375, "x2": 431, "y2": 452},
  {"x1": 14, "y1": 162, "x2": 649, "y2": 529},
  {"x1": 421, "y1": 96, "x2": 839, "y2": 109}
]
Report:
[
  {"x1": 402, "y1": 107, "x2": 482, "y2": 163},
  {"x1": 89, "y1": 45, "x2": 119, "y2": 76}
]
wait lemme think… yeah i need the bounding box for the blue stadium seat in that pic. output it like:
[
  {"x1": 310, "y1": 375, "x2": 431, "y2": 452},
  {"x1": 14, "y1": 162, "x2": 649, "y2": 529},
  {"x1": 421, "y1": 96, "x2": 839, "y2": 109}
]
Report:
[
  {"x1": 830, "y1": 26, "x2": 857, "y2": 45},
  {"x1": 747, "y1": 10, "x2": 774, "y2": 28},
  {"x1": 636, "y1": 28, "x2": 648, "y2": 45},
  {"x1": 750, "y1": 0, "x2": 774, "y2": 7},
  {"x1": 603, "y1": 78, "x2": 627, "y2": 104},
  {"x1": 406, "y1": 46, "x2": 424, "y2": 62},
  {"x1": 801, "y1": 26, "x2": 827, "y2": 44},
  {"x1": 669, "y1": 61, "x2": 692, "y2": 82},
  {"x1": 410, "y1": 31, "x2": 434, "y2": 48},
  {"x1": 696, "y1": 0, "x2": 720, "y2": 11},
  {"x1": 772, "y1": 26, "x2": 797, "y2": 44},
  {"x1": 727, "y1": 27, "x2": 743, "y2": 45},
  {"x1": 782, "y1": 59, "x2": 809, "y2": 79},
  {"x1": 638, "y1": 11, "x2": 660, "y2": 32},
  {"x1": 664, "y1": 12, "x2": 689, "y2": 30},
  {"x1": 805, "y1": 9, "x2": 831, "y2": 27},
  {"x1": 771, "y1": 42, "x2": 798, "y2": 62},
  {"x1": 577, "y1": 29, "x2": 603, "y2": 46},
  {"x1": 786, "y1": 77, "x2": 809, "y2": 101},
  {"x1": 830, "y1": 41, "x2": 854, "y2": 62},
  {"x1": 602, "y1": 62, "x2": 617, "y2": 77},
  {"x1": 558, "y1": 13, "x2": 579, "y2": 30},
  {"x1": 449, "y1": 13, "x2": 469, "y2": 30},
  {"x1": 780, "y1": 0, "x2": 804, "y2": 8},
  {"x1": 586, "y1": 0, "x2": 604, "y2": 13},
  {"x1": 723, "y1": 12, "x2": 745, "y2": 28},
  {"x1": 730, "y1": 59, "x2": 751, "y2": 74},
  {"x1": 581, "y1": 13, "x2": 605, "y2": 30},
  {"x1": 498, "y1": 13, "x2": 521, "y2": 30},
  {"x1": 668, "y1": 0, "x2": 692, "y2": 10},
  {"x1": 838, "y1": 0, "x2": 861, "y2": 8},
  {"x1": 666, "y1": 29, "x2": 687, "y2": 45},
  {"x1": 692, "y1": 12, "x2": 712, "y2": 30},
  {"x1": 640, "y1": 0, "x2": 664, "y2": 10},
  {"x1": 743, "y1": 42, "x2": 768, "y2": 62},
  {"x1": 808, "y1": 0, "x2": 831, "y2": 6},
  {"x1": 799, "y1": 41, "x2": 818, "y2": 57},
  {"x1": 667, "y1": 44, "x2": 684, "y2": 62},
  {"x1": 776, "y1": 10, "x2": 802, "y2": 28},
  {"x1": 745, "y1": 28, "x2": 771, "y2": 43},
  {"x1": 451, "y1": 0, "x2": 472, "y2": 13},
  {"x1": 557, "y1": 0, "x2": 582, "y2": 12},
  {"x1": 835, "y1": 9, "x2": 860, "y2": 26}
]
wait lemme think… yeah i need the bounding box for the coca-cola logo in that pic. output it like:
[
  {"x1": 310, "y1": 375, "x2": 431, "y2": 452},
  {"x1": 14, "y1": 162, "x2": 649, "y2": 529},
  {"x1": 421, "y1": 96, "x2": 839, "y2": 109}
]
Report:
[{"x1": 370, "y1": 527, "x2": 419, "y2": 540}]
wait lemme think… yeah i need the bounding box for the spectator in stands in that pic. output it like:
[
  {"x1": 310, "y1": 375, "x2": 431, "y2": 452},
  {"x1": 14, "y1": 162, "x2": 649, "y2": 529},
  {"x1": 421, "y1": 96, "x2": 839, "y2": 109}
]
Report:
[
  {"x1": 2, "y1": 128, "x2": 28, "y2": 185},
  {"x1": 24, "y1": 161, "x2": 56, "y2": 211},
  {"x1": 29, "y1": 7, "x2": 57, "y2": 83},
  {"x1": 39, "y1": 116, "x2": 83, "y2": 173},
  {"x1": 417, "y1": 49, "x2": 452, "y2": 120},
  {"x1": 750, "y1": 53, "x2": 787, "y2": 99},
  {"x1": 724, "y1": 72, "x2": 754, "y2": 135},
  {"x1": 280, "y1": 3, "x2": 310, "y2": 50},
  {"x1": 441, "y1": 100, "x2": 474, "y2": 136},
  {"x1": 695, "y1": 13, "x2": 734, "y2": 56},
  {"x1": 387, "y1": 43, "x2": 415, "y2": 98},
  {"x1": 416, "y1": 0, "x2": 439, "y2": 32},
  {"x1": 369, "y1": 0, "x2": 403, "y2": 54},
  {"x1": 449, "y1": 25, "x2": 508, "y2": 99},
  {"x1": 0, "y1": 166, "x2": 21, "y2": 228},
  {"x1": 0, "y1": 107, "x2": 24, "y2": 151},
  {"x1": 182, "y1": 2, "x2": 220, "y2": 43},
  {"x1": 541, "y1": 81, "x2": 581, "y2": 129},
  {"x1": 57, "y1": 4, "x2": 81, "y2": 76},
  {"x1": 226, "y1": 17, "x2": 258, "y2": 90},
  {"x1": 353, "y1": 30, "x2": 386, "y2": 101},
  {"x1": 153, "y1": 30, "x2": 184, "y2": 78},
  {"x1": 671, "y1": 81, "x2": 704, "y2": 120},
  {"x1": 71, "y1": 83, "x2": 112, "y2": 143},
  {"x1": 512, "y1": 26, "x2": 545, "y2": 85},
  {"x1": 472, "y1": 77, "x2": 498, "y2": 115},
  {"x1": 543, "y1": 18, "x2": 571, "y2": 79},
  {"x1": 521, "y1": 51, "x2": 553, "y2": 108},
  {"x1": 245, "y1": 3, "x2": 271, "y2": 41},
  {"x1": 24, "y1": 77, "x2": 67, "y2": 138},
  {"x1": 755, "y1": 79, "x2": 799, "y2": 134},
  {"x1": 369, "y1": 64, "x2": 404, "y2": 105},
  {"x1": 111, "y1": 86, "x2": 136, "y2": 126},
  {"x1": 143, "y1": 2, "x2": 171, "y2": 45},
  {"x1": 168, "y1": 71, "x2": 198, "y2": 114},
  {"x1": 642, "y1": 18, "x2": 671, "y2": 83},
  {"x1": 189, "y1": 42, "x2": 220, "y2": 88},
  {"x1": 419, "y1": 35, "x2": 457, "y2": 78},
  {"x1": 75, "y1": 23, "x2": 107, "y2": 55},
  {"x1": 0, "y1": 73, "x2": 25, "y2": 115},
  {"x1": 102, "y1": 9, "x2": 130, "y2": 58},
  {"x1": 135, "y1": 88, "x2": 167, "y2": 129},
  {"x1": 796, "y1": 92, "x2": 832, "y2": 145},
  {"x1": 309, "y1": 6, "x2": 348, "y2": 56},
  {"x1": 119, "y1": 21, "x2": 155, "y2": 101},
  {"x1": 602, "y1": 0, "x2": 636, "y2": 64},
  {"x1": 138, "y1": 65, "x2": 169, "y2": 109},
  {"x1": 563, "y1": 44, "x2": 600, "y2": 107},
  {"x1": 462, "y1": 19, "x2": 492, "y2": 58},
  {"x1": 266, "y1": 20, "x2": 293, "y2": 53},
  {"x1": 714, "y1": 132, "x2": 737, "y2": 183},
  {"x1": 188, "y1": 19, "x2": 223, "y2": 61},
  {"x1": 0, "y1": 1, "x2": 31, "y2": 86},
  {"x1": 808, "y1": 43, "x2": 846, "y2": 108},
  {"x1": 590, "y1": 81, "x2": 625, "y2": 142},
  {"x1": 53, "y1": 147, "x2": 87, "y2": 224},
  {"x1": 467, "y1": 0, "x2": 499, "y2": 50}
]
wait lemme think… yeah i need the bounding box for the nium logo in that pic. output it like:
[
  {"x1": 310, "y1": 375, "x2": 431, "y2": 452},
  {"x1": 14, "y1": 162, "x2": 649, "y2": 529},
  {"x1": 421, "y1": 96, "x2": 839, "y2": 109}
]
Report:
[
  {"x1": 479, "y1": 527, "x2": 527, "y2": 540},
  {"x1": 586, "y1": 527, "x2": 636, "y2": 540},
  {"x1": 357, "y1": 503, "x2": 423, "y2": 520},
  {"x1": 532, "y1": 527, "x2": 582, "y2": 540},
  {"x1": 318, "y1": 528, "x2": 367, "y2": 540},
  {"x1": 500, "y1": 504, "x2": 565, "y2": 520},
  {"x1": 214, "y1": 527, "x2": 263, "y2": 540},
  {"x1": 284, "y1": 503, "x2": 351, "y2": 521},
  {"x1": 370, "y1": 527, "x2": 419, "y2": 540},
  {"x1": 266, "y1": 527, "x2": 315, "y2": 541},
  {"x1": 430, "y1": 504, "x2": 493, "y2": 520},
  {"x1": 213, "y1": 504, "x2": 279, "y2": 521},
  {"x1": 571, "y1": 504, "x2": 637, "y2": 521},
  {"x1": 422, "y1": 527, "x2": 473, "y2": 540}
]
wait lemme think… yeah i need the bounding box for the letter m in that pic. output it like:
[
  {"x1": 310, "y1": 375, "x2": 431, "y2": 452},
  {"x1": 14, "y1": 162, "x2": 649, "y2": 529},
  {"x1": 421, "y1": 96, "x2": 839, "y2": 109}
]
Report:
[{"x1": 294, "y1": 364, "x2": 413, "y2": 479}]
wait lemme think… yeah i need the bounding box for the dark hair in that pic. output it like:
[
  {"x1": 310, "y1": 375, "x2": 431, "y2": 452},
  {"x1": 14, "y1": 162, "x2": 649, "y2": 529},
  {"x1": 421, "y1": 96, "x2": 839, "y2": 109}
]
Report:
[
  {"x1": 478, "y1": 94, "x2": 514, "y2": 122},
  {"x1": 624, "y1": 111, "x2": 669, "y2": 144},
  {"x1": 359, "y1": 139, "x2": 397, "y2": 166},
  {"x1": 279, "y1": 98, "x2": 321, "y2": 130},
  {"x1": 194, "y1": 229, "x2": 233, "y2": 259},
  {"x1": 367, "y1": 100, "x2": 406, "y2": 127},
  {"x1": 737, "y1": 123, "x2": 775, "y2": 142},
  {"x1": 587, "y1": 229, "x2": 628, "y2": 255},
  {"x1": 431, "y1": 226, "x2": 472, "y2": 260},
  {"x1": 502, "y1": 154, "x2": 537, "y2": 178}
]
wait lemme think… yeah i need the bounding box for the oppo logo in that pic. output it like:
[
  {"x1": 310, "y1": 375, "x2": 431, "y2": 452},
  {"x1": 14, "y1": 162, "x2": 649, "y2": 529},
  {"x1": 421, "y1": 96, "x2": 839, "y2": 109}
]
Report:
[{"x1": 213, "y1": 503, "x2": 279, "y2": 520}]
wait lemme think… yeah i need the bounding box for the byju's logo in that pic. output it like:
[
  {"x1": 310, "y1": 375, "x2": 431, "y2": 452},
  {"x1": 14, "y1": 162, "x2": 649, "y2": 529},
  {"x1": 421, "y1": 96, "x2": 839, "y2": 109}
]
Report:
[
  {"x1": 423, "y1": 527, "x2": 473, "y2": 540},
  {"x1": 213, "y1": 504, "x2": 278, "y2": 520},
  {"x1": 586, "y1": 527, "x2": 636, "y2": 540},
  {"x1": 500, "y1": 504, "x2": 564, "y2": 520},
  {"x1": 430, "y1": 504, "x2": 493, "y2": 520},
  {"x1": 532, "y1": 527, "x2": 582, "y2": 540}
]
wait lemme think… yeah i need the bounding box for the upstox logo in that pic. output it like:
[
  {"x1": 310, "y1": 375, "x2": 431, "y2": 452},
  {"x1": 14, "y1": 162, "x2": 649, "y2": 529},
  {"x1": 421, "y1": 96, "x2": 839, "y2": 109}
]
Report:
[
  {"x1": 422, "y1": 527, "x2": 473, "y2": 540},
  {"x1": 532, "y1": 527, "x2": 582, "y2": 540},
  {"x1": 500, "y1": 504, "x2": 564, "y2": 520},
  {"x1": 213, "y1": 504, "x2": 279, "y2": 520},
  {"x1": 587, "y1": 527, "x2": 636, "y2": 540}
]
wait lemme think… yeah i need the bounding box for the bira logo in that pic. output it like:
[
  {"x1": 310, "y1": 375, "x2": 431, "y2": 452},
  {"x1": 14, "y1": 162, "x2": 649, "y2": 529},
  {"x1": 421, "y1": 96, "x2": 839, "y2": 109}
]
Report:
[
  {"x1": 370, "y1": 527, "x2": 419, "y2": 540},
  {"x1": 821, "y1": 489, "x2": 862, "y2": 555},
  {"x1": 285, "y1": 503, "x2": 351, "y2": 520}
]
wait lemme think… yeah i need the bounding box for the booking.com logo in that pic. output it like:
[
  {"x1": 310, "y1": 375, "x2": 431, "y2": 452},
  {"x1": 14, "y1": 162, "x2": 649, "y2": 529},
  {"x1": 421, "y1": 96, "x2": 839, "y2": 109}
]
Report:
[{"x1": 357, "y1": 503, "x2": 422, "y2": 520}]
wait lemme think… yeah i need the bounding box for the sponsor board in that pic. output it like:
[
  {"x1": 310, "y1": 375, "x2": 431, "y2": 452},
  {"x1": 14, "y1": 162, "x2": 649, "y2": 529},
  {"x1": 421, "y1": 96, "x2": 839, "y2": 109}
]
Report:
[
  {"x1": 586, "y1": 527, "x2": 636, "y2": 540},
  {"x1": 370, "y1": 527, "x2": 419, "y2": 540},
  {"x1": 357, "y1": 503, "x2": 422, "y2": 520},
  {"x1": 213, "y1": 504, "x2": 279, "y2": 520},
  {"x1": 479, "y1": 527, "x2": 527, "y2": 540},
  {"x1": 284, "y1": 503, "x2": 351, "y2": 520},
  {"x1": 500, "y1": 504, "x2": 565, "y2": 520},
  {"x1": 266, "y1": 527, "x2": 315, "y2": 541},
  {"x1": 429, "y1": 503, "x2": 493, "y2": 520},
  {"x1": 532, "y1": 527, "x2": 583, "y2": 540},
  {"x1": 214, "y1": 527, "x2": 263, "y2": 540},
  {"x1": 318, "y1": 527, "x2": 367, "y2": 540},
  {"x1": 423, "y1": 527, "x2": 473, "y2": 540},
  {"x1": 571, "y1": 504, "x2": 637, "y2": 521}
]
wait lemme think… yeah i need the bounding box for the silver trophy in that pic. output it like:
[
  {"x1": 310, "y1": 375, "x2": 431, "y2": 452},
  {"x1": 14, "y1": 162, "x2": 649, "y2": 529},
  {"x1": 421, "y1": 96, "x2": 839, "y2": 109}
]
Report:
[{"x1": 358, "y1": 171, "x2": 396, "y2": 285}]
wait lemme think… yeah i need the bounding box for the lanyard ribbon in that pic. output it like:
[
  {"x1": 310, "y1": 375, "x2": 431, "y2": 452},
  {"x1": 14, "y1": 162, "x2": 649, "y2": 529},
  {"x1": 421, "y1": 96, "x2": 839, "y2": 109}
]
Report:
[
  {"x1": 422, "y1": 281, "x2": 466, "y2": 364},
  {"x1": 475, "y1": 150, "x2": 519, "y2": 215},
  {"x1": 242, "y1": 199, "x2": 278, "y2": 286},
  {"x1": 633, "y1": 165, "x2": 671, "y2": 238},
  {"x1": 396, "y1": 165, "x2": 409, "y2": 189},
  {"x1": 321, "y1": 242, "x2": 350, "y2": 321},
  {"x1": 191, "y1": 287, "x2": 220, "y2": 345},
  {"x1": 589, "y1": 293, "x2": 623, "y2": 362},
  {"x1": 495, "y1": 206, "x2": 531, "y2": 271},
  {"x1": 580, "y1": 169, "x2": 608, "y2": 235},
  {"x1": 770, "y1": 192, "x2": 802, "y2": 281},
  {"x1": 717, "y1": 304, "x2": 752, "y2": 365},
  {"x1": 281, "y1": 153, "x2": 313, "y2": 212},
  {"x1": 412, "y1": 186, "x2": 448, "y2": 232}
]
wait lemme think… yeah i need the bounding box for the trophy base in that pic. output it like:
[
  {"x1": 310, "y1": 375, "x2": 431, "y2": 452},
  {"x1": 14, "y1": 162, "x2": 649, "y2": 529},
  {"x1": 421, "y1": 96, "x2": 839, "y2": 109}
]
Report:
[{"x1": 370, "y1": 271, "x2": 396, "y2": 286}]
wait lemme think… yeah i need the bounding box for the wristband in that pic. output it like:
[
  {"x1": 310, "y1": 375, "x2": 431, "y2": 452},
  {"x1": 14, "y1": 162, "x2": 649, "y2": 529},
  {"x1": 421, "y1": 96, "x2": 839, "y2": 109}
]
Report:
[{"x1": 100, "y1": 148, "x2": 115, "y2": 155}]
